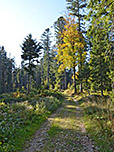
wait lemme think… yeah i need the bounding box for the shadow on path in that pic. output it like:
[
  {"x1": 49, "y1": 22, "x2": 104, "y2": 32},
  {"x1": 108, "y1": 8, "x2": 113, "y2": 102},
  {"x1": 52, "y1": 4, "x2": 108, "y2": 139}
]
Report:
[{"x1": 23, "y1": 98, "x2": 99, "y2": 152}]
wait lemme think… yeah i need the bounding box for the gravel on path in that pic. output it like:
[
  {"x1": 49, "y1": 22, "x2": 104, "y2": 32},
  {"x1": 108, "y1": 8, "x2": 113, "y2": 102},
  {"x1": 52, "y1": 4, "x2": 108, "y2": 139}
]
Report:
[{"x1": 22, "y1": 97, "x2": 99, "y2": 152}]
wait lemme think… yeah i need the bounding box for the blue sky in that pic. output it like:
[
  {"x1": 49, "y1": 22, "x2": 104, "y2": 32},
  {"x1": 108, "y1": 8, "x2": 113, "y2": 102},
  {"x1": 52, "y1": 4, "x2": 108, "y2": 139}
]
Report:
[{"x1": 0, "y1": 0, "x2": 66, "y2": 66}]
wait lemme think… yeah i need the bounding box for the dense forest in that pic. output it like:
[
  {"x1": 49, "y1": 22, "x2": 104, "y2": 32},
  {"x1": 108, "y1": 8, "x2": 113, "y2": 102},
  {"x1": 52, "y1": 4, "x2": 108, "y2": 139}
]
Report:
[
  {"x1": 0, "y1": 0, "x2": 113, "y2": 97},
  {"x1": 0, "y1": 0, "x2": 114, "y2": 151}
]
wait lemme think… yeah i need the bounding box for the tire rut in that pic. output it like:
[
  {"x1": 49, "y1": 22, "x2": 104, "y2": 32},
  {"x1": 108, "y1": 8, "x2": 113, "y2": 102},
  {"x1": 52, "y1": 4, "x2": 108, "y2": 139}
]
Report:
[{"x1": 22, "y1": 98, "x2": 99, "y2": 152}]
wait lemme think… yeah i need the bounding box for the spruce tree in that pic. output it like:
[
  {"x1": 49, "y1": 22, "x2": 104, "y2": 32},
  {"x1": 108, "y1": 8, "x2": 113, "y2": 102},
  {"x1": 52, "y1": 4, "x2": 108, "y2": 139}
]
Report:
[
  {"x1": 0, "y1": 46, "x2": 15, "y2": 93},
  {"x1": 87, "y1": 0, "x2": 113, "y2": 95},
  {"x1": 21, "y1": 34, "x2": 42, "y2": 93},
  {"x1": 88, "y1": 25, "x2": 110, "y2": 96},
  {"x1": 41, "y1": 28, "x2": 52, "y2": 89},
  {"x1": 54, "y1": 16, "x2": 68, "y2": 90}
]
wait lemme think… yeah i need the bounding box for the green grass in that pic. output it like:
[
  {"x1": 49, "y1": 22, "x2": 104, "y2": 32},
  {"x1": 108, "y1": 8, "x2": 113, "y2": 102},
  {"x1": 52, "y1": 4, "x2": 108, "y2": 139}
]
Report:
[
  {"x1": 47, "y1": 123, "x2": 61, "y2": 137},
  {"x1": 8, "y1": 116, "x2": 46, "y2": 152},
  {"x1": 0, "y1": 90, "x2": 64, "y2": 152},
  {"x1": 0, "y1": 101, "x2": 48, "y2": 152},
  {"x1": 78, "y1": 95, "x2": 114, "y2": 152}
]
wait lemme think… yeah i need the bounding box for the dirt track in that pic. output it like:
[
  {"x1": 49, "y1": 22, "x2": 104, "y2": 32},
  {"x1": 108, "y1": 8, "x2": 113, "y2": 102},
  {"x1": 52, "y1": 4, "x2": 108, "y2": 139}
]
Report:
[{"x1": 22, "y1": 98, "x2": 99, "y2": 152}]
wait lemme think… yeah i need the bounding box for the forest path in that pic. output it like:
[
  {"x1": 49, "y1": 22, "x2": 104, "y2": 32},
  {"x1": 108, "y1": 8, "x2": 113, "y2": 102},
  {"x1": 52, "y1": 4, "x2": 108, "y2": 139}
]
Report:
[{"x1": 22, "y1": 97, "x2": 98, "y2": 152}]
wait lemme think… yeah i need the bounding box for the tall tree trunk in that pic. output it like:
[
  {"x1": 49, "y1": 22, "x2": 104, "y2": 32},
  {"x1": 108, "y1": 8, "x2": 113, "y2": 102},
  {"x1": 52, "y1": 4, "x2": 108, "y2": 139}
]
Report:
[
  {"x1": 80, "y1": 52, "x2": 83, "y2": 93},
  {"x1": 111, "y1": 14, "x2": 114, "y2": 93},
  {"x1": 86, "y1": 79, "x2": 90, "y2": 95},
  {"x1": 28, "y1": 74, "x2": 30, "y2": 94},
  {"x1": 100, "y1": 57, "x2": 104, "y2": 96},
  {"x1": 40, "y1": 63, "x2": 44, "y2": 86},
  {"x1": 78, "y1": 1, "x2": 83, "y2": 93},
  {"x1": 2, "y1": 69, "x2": 5, "y2": 93},
  {"x1": 73, "y1": 66, "x2": 77, "y2": 94},
  {"x1": 101, "y1": 78, "x2": 104, "y2": 96},
  {"x1": 101, "y1": 89, "x2": 103, "y2": 96},
  {"x1": 21, "y1": 71, "x2": 23, "y2": 87},
  {"x1": 64, "y1": 70, "x2": 67, "y2": 89},
  {"x1": 62, "y1": 77, "x2": 64, "y2": 90},
  {"x1": 47, "y1": 63, "x2": 49, "y2": 89},
  {"x1": 47, "y1": 44, "x2": 49, "y2": 89}
]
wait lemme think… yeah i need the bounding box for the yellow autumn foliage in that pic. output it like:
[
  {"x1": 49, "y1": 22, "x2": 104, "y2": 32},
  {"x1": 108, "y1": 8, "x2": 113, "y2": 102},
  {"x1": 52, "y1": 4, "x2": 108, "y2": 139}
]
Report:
[{"x1": 55, "y1": 14, "x2": 86, "y2": 73}]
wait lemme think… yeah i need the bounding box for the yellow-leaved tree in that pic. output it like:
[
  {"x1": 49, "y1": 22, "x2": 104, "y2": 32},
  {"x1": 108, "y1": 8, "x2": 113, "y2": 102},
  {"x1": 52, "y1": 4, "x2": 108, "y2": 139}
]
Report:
[{"x1": 56, "y1": 14, "x2": 86, "y2": 93}]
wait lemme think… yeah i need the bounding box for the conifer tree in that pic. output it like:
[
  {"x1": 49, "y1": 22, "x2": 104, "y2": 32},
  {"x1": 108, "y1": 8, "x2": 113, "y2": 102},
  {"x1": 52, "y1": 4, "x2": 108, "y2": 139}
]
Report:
[
  {"x1": 87, "y1": 0, "x2": 113, "y2": 95},
  {"x1": 41, "y1": 28, "x2": 52, "y2": 89},
  {"x1": 21, "y1": 34, "x2": 42, "y2": 93},
  {"x1": 66, "y1": 0, "x2": 87, "y2": 32},
  {"x1": 54, "y1": 16, "x2": 66, "y2": 45},
  {"x1": 88, "y1": 24, "x2": 110, "y2": 96},
  {"x1": 0, "y1": 46, "x2": 15, "y2": 93},
  {"x1": 54, "y1": 16, "x2": 68, "y2": 89}
]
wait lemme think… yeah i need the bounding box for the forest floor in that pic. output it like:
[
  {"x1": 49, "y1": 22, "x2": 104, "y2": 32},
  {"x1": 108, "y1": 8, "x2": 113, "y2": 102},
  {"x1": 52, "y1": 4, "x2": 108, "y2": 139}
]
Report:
[{"x1": 22, "y1": 96, "x2": 99, "y2": 152}]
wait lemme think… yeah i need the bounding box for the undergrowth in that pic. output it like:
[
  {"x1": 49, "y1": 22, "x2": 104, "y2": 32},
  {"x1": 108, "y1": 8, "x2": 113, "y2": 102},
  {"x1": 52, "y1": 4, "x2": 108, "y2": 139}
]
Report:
[
  {"x1": 0, "y1": 90, "x2": 64, "y2": 152},
  {"x1": 78, "y1": 95, "x2": 114, "y2": 152}
]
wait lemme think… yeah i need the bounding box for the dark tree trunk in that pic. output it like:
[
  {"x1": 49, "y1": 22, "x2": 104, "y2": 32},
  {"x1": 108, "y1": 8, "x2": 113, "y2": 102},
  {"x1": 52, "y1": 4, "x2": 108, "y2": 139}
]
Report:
[
  {"x1": 101, "y1": 77, "x2": 104, "y2": 96},
  {"x1": 64, "y1": 70, "x2": 67, "y2": 89},
  {"x1": 100, "y1": 57, "x2": 104, "y2": 96},
  {"x1": 86, "y1": 79, "x2": 90, "y2": 95},
  {"x1": 78, "y1": 3, "x2": 83, "y2": 93},
  {"x1": 2, "y1": 69, "x2": 5, "y2": 93},
  {"x1": 47, "y1": 47, "x2": 49, "y2": 89},
  {"x1": 101, "y1": 89, "x2": 103, "y2": 96},
  {"x1": 73, "y1": 66, "x2": 77, "y2": 94},
  {"x1": 47, "y1": 63, "x2": 49, "y2": 89},
  {"x1": 28, "y1": 74, "x2": 30, "y2": 94}
]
